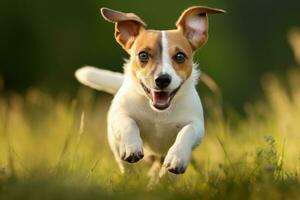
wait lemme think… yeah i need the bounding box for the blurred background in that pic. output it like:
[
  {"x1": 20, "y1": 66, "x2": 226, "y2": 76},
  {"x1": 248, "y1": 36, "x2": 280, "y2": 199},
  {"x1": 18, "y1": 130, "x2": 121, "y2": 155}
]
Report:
[
  {"x1": 0, "y1": 0, "x2": 299, "y2": 111},
  {"x1": 1, "y1": 2, "x2": 300, "y2": 198}
]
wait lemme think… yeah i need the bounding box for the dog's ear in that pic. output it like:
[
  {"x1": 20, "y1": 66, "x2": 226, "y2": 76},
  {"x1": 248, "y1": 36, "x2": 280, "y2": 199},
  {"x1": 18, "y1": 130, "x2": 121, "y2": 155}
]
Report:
[
  {"x1": 101, "y1": 7, "x2": 146, "y2": 51},
  {"x1": 176, "y1": 6, "x2": 225, "y2": 50}
]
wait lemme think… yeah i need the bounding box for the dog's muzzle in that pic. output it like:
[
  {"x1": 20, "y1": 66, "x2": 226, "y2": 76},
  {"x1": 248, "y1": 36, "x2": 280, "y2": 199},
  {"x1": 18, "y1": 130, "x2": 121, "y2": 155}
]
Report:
[{"x1": 140, "y1": 81, "x2": 182, "y2": 110}]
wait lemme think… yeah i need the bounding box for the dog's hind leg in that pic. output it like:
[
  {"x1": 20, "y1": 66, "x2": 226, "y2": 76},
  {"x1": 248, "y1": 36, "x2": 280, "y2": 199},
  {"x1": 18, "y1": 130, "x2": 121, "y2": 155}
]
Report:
[
  {"x1": 146, "y1": 159, "x2": 161, "y2": 188},
  {"x1": 148, "y1": 159, "x2": 161, "y2": 177},
  {"x1": 147, "y1": 157, "x2": 180, "y2": 188},
  {"x1": 145, "y1": 155, "x2": 165, "y2": 188}
]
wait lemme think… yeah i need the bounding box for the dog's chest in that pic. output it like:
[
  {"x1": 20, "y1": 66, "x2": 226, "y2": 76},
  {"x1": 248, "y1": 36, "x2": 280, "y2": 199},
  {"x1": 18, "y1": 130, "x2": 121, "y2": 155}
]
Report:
[{"x1": 134, "y1": 110, "x2": 187, "y2": 155}]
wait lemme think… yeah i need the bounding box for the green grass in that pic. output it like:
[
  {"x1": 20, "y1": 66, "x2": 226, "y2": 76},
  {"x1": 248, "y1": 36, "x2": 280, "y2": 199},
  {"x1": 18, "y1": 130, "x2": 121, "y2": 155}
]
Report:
[{"x1": 1, "y1": 69, "x2": 300, "y2": 200}]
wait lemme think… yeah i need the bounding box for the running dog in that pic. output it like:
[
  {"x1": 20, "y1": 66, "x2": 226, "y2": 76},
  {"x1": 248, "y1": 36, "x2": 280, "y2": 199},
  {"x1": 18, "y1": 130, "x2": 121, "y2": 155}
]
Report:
[{"x1": 75, "y1": 6, "x2": 225, "y2": 176}]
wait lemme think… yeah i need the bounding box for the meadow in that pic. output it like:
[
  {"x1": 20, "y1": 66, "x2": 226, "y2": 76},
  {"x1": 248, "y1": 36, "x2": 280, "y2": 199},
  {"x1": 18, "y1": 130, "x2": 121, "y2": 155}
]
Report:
[{"x1": 0, "y1": 66, "x2": 300, "y2": 200}]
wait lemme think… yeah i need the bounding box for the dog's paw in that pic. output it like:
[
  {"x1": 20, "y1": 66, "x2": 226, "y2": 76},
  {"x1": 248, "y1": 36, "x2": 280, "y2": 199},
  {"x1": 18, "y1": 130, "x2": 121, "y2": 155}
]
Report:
[
  {"x1": 163, "y1": 145, "x2": 191, "y2": 174},
  {"x1": 119, "y1": 139, "x2": 144, "y2": 163}
]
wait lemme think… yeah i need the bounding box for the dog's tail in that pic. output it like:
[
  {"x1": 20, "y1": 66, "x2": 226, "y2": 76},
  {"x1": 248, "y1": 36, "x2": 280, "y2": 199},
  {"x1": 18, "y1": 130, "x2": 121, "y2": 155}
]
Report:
[{"x1": 75, "y1": 66, "x2": 124, "y2": 94}]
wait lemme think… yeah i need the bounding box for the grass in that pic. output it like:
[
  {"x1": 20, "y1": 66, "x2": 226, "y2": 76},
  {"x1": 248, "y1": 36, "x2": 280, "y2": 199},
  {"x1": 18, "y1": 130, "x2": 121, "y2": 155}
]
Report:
[{"x1": 1, "y1": 69, "x2": 300, "y2": 200}]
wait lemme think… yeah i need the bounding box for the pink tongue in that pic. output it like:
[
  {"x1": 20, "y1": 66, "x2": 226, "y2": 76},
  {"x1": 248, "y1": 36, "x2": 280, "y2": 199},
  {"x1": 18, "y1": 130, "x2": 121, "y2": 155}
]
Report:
[{"x1": 152, "y1": 91, "x2": 169, "y2": 107}]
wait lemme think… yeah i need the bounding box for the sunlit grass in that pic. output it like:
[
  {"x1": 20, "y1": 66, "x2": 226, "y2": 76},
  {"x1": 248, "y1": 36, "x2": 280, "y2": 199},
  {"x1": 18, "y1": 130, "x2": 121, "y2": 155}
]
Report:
[{"x1": 1, "y1": 69, "x2": 300, "y2": 199}]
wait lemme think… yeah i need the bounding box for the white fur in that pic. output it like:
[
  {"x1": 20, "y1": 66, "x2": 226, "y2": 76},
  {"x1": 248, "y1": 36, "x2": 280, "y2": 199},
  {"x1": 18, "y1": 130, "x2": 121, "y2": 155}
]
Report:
[
  {"x1": 75, "y1": 66, "x2": 124, "y2": 94},
  {"x1": 161, "y1": 31, "x2": 182, "y2": 90}
]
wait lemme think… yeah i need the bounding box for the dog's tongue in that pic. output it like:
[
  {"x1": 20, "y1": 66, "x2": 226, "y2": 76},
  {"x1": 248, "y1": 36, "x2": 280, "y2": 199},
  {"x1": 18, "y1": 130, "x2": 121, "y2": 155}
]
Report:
[{"x1": 151, "y1": 91, "x2": 170, "y2": 110}]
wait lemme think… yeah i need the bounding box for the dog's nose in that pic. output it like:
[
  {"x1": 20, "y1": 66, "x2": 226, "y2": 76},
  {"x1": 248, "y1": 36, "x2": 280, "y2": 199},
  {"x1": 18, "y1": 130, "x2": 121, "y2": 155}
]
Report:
[{"x1": 155, "y1": 74, "x2": 172, "y2": 89}]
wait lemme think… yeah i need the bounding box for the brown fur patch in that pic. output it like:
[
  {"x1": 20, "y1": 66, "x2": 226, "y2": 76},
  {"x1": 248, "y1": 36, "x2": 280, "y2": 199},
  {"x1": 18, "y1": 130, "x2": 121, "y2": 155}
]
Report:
[
  {"x1": 131, "y1": 30, "x2": 162, "y2": 79},
  {"x1": 165, "y1": 30, "x2": 193, "y2": 80}
]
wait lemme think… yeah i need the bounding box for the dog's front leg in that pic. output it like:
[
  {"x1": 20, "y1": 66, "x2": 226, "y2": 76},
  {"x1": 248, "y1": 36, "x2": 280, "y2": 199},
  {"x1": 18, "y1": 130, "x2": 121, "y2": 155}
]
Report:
[
  {"x1": 162, "y1": 121, "x2": 204, "y2": 174},
  {"x1": 110, "y1": 115, "x2": 144, "y2": 164}
]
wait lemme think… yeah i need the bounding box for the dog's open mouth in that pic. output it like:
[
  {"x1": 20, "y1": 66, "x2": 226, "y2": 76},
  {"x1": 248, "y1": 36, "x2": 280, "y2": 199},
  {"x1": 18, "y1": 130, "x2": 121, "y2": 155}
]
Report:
[{"x1": 140, "y1": 82, "x2": 181, "y2": 110}]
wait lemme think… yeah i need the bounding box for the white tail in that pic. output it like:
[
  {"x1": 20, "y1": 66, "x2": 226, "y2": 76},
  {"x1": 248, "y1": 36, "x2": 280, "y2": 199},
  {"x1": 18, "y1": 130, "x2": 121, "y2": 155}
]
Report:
[{"x1": 75, "y1": 66, "x2": 124, "y2": 94}]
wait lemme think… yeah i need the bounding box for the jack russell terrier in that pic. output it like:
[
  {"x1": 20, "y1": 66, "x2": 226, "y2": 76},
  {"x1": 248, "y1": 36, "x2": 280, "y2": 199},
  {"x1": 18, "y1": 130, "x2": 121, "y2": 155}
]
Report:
[{"x1": 75, "y1": 6, "x2": 225, "y2": 176}]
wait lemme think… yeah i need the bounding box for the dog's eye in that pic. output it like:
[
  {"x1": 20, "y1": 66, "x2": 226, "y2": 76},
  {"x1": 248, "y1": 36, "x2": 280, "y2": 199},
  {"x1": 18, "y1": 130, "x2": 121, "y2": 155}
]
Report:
[
  {"x1": 138, "y1": 51, "x2": 149, "y2": 63},
  {"x1": 173, "y1": 52, "x2": 186, "y2": 64}
]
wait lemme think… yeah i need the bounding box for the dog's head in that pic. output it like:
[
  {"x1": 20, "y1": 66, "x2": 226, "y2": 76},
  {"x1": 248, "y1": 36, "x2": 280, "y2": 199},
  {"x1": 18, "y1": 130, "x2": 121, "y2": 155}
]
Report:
[{"x1": 101, "y1": 6, "x2": 225, "y2": 111}]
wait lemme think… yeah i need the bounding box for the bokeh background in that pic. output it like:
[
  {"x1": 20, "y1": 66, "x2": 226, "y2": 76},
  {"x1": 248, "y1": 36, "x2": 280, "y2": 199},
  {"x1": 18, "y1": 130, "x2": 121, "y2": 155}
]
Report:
[
  {"x1": 1, "y1": 1, "x2": 300, "y2": 199},
  {"x1": 0, "y1": 0, "x2": 299, "y2": 110}
]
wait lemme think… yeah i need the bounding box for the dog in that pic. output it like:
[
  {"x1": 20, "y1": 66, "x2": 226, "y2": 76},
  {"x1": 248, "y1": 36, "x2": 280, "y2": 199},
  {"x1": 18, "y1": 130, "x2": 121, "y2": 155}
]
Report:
[{"x1": 75, "y1": 6, "x2": 225, "y2": 177}]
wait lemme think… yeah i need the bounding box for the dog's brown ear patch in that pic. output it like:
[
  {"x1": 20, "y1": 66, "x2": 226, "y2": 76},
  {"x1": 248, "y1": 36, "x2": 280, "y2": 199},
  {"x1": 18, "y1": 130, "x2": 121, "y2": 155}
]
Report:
[
  {"x1": 101, "y1": 7, "x2": 146, "y2": 51},
  {"x1": 176, "y1": 6, "x2": 225, "y2": 50}
]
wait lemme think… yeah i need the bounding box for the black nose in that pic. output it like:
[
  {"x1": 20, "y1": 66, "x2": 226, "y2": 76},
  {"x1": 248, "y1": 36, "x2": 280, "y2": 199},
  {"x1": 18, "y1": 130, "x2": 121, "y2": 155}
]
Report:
[{"x1": 155, "y1": 74, "x2": 171, "y2": 89}]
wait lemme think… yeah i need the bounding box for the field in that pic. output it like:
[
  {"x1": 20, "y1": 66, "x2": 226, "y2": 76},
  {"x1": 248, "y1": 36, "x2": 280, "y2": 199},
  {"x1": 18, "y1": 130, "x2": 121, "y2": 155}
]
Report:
[{"x1": 1, "y1": 69, "x2": 300, "y2": 200}]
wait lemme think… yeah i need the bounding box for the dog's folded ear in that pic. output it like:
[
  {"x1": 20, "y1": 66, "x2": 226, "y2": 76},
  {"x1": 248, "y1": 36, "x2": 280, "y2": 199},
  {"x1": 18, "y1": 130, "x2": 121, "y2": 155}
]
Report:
[
  {"x1": 176, "y1": 6, "x2": 226, "y2": 50},
  {"x1": 101, "y1": 7, "x2": 146, "y2": 51}
]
